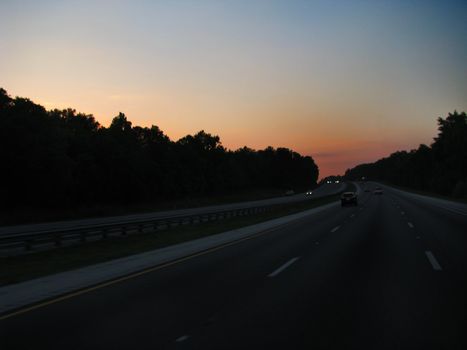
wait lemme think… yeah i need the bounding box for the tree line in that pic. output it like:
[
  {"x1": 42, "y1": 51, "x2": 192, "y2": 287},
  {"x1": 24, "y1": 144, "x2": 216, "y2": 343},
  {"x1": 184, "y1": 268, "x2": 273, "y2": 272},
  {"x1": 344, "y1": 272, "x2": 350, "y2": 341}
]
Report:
[
  {"x1": 344, "y1": 111, "x2": 467, "y2": 198},
  {"x1": 0, "y1": 88, "x2": 319, "y2": 211}
]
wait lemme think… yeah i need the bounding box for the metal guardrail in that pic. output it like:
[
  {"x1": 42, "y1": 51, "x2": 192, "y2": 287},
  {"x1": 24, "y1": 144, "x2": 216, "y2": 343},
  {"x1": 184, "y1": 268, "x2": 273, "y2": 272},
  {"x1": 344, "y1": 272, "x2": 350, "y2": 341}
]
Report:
[
  {"x1": 0, "y1": 184, "x2": 348, "y2": 256},
  {"x1": 0, "y1": 204, "x2": 279, "y2": 255}
]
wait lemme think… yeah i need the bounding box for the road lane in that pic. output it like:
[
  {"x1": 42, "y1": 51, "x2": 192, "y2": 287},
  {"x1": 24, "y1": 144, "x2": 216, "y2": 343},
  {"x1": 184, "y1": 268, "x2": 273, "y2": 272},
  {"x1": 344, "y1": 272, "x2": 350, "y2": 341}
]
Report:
[
  {"x1": 182, "y1": 188, "x2": 445, "y2": 349},
  {"x1": 0, "y1": 194, "x2": 357, "y2": 350},
  {"x1": 1, "y1": 184, "x2": 466, "y2": 349}
]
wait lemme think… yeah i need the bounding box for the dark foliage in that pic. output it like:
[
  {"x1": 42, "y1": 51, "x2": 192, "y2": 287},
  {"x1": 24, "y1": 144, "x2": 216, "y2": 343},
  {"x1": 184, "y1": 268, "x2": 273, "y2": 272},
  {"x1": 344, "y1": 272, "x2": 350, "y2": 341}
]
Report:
[
  {"x1": 0, "y1": 88, "x2": 319, "y2": 210},
  {"x1": 344, "y1": 111, "x2": 467, "y2": 198}
]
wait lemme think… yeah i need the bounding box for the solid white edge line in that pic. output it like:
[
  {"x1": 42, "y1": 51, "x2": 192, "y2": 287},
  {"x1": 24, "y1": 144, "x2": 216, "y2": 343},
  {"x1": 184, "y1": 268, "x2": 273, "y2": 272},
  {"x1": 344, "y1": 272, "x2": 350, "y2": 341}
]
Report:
[
  {"x1": 441, "y1": 207, "x2": 467, "y2": 216},
  {"x1": 425, "y1": 251, "x2": 442, "y2": 271},
  {"x1": 408, "y1": 222, "x2": 414, "y2": 228},
  {"x1": 331, "y1": 226, "x2": 340, "y2": 233},
  {"x1": 268, "y1": 257, "x2": 300, "y2": 277},
  {"x1": 386, "y1": 185, "x2": 467, "y2": 216},
  {"x1": 176, "y1": 335, "x2": 190, "y2": 342}
]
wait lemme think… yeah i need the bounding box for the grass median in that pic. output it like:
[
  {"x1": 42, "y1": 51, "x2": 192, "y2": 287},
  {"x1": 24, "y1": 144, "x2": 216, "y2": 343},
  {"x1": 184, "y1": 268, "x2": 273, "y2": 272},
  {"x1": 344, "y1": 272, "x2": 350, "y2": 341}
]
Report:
[{"x1": 0, "y1": 192, "x2": 343, "y2": 286}]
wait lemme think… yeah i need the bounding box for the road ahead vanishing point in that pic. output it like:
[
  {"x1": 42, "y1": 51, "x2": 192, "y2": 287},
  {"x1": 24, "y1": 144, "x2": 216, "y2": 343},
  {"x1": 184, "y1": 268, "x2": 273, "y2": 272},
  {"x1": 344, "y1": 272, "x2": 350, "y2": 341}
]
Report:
[{"x1": 1, "y1": 183, "x2": 467, "y2": 349}]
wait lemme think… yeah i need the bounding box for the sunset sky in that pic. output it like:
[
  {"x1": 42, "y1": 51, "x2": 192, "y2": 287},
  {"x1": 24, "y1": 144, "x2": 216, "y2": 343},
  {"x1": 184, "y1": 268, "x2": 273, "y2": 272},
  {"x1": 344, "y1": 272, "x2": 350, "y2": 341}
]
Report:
[{"x1": 1, "y1": 0, "x2": 466, "y2": 178}]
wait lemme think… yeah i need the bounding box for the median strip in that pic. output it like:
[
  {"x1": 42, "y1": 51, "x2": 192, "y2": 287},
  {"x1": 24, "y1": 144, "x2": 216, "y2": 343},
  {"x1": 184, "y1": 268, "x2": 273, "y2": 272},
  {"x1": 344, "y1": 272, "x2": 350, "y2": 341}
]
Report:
[
  {"x1": 0, "y1": 200, "x2": 342, "y2": 318},
  {"x1": 1, "y1": 194, "x2": 343, "y2": 287}
]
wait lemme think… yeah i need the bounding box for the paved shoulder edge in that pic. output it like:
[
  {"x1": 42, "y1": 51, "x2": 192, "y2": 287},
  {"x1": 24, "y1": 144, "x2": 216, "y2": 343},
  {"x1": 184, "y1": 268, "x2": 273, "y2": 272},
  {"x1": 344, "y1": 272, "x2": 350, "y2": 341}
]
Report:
[{"x1": 0, "y1": 201, "x2": 338, "y2": 315}]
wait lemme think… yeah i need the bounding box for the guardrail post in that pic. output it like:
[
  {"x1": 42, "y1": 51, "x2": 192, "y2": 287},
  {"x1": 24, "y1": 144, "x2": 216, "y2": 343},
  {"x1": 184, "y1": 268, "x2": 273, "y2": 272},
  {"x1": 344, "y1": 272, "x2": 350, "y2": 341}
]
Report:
[
  {"x1": 122, "y1": 226, "x2": 127, "y2": 235},
  {"x1": 138, "y1": 224, "x2": 143, "y2": 233},
  {"x1": 102, "y1": 229, "x2": 108, "y2": 239}
]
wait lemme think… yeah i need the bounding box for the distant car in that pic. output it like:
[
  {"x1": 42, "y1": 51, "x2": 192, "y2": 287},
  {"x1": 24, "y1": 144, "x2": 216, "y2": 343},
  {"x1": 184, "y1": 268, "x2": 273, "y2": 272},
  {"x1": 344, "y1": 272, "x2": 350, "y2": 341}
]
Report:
[
  {"x1": 285, "y1": 190, "x2": 295, "y2": 196},
  {"x1": 341, "y1": 192, "x2": 358, "y2": 206},
  {"x1": 335, "y1": 180, "x2": 340, "y2": 184},
  {"x1": 305, "y1": 190, "x2": 313, "y2": 195},
  {"x1": 326, "y1": 180, "x2": 332, "y2": 184},
  {"x1": 373, "y1": 187, "x2": 383, "y2": 195}
]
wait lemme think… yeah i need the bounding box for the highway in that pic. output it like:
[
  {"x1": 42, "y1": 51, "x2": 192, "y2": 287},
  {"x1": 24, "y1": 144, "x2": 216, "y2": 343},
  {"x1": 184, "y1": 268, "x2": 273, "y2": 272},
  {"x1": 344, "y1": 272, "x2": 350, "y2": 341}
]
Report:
[
  {"x1": 0, "y1": 182, "x2": 344, "y2": 237},
  {"x1": 1, "y1": 183, "x2": 466, "y2": 349}
]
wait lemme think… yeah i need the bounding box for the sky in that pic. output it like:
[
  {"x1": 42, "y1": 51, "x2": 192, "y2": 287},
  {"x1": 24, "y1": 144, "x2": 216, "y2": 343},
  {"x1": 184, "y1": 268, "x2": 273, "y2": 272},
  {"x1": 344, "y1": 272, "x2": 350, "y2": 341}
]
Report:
[{"x1": 1, "y1": 0, "x2": 466, "y2": 178}]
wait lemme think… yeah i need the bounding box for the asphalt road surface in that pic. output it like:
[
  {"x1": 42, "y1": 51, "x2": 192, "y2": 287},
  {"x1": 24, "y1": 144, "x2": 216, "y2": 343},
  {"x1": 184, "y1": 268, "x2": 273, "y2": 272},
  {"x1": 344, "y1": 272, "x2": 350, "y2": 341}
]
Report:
[{"x1": 1, "y1": 183, "x2": 466, "y2": 349}]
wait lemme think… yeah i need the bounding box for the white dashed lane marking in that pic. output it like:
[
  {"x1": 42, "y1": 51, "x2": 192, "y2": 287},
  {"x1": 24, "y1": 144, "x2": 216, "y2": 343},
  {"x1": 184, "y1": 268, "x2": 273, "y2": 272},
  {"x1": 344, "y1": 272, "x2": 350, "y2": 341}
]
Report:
[
  {"x1": 176, "y1": 335, "x2": 190, "y2": 343},
  {"x1": 425, "y1": 251, "x2": 442, "y2": 271},
  {"x1": 268, "y1": 257, "x2": 300, "y2": 277}
]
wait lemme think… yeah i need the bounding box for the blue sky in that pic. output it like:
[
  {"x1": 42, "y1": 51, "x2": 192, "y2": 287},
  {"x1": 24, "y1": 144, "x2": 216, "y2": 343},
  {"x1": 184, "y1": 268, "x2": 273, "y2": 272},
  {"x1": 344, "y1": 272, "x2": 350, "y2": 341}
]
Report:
[{"x1": 1, "y1": 0, "x2": 466, "y2": 176}]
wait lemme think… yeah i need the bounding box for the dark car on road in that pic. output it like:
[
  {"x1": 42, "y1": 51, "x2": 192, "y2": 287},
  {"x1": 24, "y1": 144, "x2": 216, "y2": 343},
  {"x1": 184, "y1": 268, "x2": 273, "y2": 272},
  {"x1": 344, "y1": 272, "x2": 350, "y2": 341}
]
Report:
[
  {"x1": 374, "y1": 187, "x2": 383, "y2": 195},
  {"x1": 341, "y1": 192, "x2": 358, "y2": 206}
]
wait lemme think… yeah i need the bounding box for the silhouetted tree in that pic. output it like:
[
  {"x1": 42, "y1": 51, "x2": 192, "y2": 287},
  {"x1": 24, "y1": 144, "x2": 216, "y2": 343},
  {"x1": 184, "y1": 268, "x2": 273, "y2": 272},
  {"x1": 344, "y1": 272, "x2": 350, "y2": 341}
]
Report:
[
  {"x1": 0, "y1": 88, "x2": 319, "y2": 217},
  {"x1": 345, "y1": 111, "x2": 467, "y2": 198}
]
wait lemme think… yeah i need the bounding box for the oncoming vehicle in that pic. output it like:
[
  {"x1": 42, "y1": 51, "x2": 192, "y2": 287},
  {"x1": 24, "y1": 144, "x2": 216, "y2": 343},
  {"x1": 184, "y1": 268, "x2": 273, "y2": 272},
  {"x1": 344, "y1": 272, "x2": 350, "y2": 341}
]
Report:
[
  {"x1": 341, "y1": 192, "x2": 358, "y2": 206},
  {"x1": 374, "y1": 187, "x2": 383, "y2": 195},
  {"x1": 305, "y1": 190, "x2": 313, "y2": 195}
]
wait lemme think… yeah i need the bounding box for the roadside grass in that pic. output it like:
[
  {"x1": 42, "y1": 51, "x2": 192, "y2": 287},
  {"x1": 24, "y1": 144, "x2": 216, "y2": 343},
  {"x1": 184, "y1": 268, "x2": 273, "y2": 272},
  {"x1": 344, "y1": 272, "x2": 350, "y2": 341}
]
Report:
[
  {"x1": 376, "y1": 182, "x2": 467, "y2": 204},
  {"x1": 0, "y1": 193, "x2": 341, "y2": 286}
]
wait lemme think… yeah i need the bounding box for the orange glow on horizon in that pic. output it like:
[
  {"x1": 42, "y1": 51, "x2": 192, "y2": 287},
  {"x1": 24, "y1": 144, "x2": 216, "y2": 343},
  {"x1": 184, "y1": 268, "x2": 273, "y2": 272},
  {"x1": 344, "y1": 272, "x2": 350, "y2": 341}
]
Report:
[
  {"x1": 2, "y1": 1, "x2": 465, "y2": 180},
  {"x1": 19, "y1": 90, "x2": 437, "y2": 180}
]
